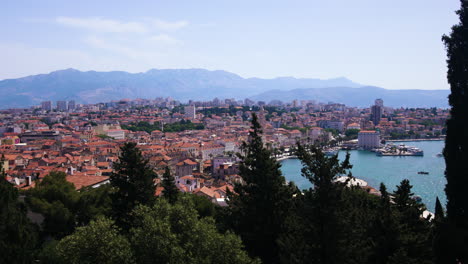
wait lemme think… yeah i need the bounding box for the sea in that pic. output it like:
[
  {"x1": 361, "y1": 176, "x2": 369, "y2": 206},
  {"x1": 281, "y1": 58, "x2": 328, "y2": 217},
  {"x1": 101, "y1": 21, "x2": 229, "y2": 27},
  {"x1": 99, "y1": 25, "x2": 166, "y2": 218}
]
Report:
[{"x1": 280, "y1": 140, "x2": 446, "y2": 211}]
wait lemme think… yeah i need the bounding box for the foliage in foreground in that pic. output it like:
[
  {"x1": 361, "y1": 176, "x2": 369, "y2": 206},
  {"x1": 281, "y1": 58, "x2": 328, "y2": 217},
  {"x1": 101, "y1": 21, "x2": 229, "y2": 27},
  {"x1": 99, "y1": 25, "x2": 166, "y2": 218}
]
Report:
[
  {"x1": 0, "y1": 169, "x2": 38, "y2": 264},
  {"x1": 52, "y1": 197, "x2": 258, "y2": 264}
]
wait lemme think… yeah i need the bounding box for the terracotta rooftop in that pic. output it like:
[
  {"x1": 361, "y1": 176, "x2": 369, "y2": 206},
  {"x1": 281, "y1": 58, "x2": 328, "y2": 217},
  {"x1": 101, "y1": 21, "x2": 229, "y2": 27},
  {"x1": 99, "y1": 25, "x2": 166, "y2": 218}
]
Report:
[{"x1": 66, "y1": 175, "x2": 109, "y2": 190}]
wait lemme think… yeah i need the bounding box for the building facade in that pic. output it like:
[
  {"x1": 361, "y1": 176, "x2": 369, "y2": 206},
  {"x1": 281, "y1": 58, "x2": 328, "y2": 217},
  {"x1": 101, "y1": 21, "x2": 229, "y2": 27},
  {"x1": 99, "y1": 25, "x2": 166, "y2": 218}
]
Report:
[
  {"x1": 358, "y1": 130, "x2": 380, "y2": 149},
  {"x1": 184, "y1": 105, "x2": 196, "y2": 119},
  {"x1": 57, "y1": 101, "x2": 67, "y2": 111},
  {"x1": 370, "y1": 99, "x2": 384, "y2": 126},
  {"x1": 41, "y1": 101, "x2": 52, "y2": 111},
  {"x1": 68, "y1": 100, "x2": 76, "y2": 111}
]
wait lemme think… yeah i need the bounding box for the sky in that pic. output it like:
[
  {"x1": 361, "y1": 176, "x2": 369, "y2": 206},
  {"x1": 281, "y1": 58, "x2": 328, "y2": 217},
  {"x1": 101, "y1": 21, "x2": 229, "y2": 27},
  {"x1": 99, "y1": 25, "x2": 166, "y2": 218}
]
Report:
[{"x1": 0, "y1": 0, "x2": 461, "y2": 90}]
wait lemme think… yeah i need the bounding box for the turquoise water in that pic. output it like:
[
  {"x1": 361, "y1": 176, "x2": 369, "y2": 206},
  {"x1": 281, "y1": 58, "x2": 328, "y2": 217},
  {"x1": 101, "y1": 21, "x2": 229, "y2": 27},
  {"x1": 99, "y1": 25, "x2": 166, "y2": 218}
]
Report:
[{"x1": 280, "y1": 141, "x2": 446, "y2": 211}]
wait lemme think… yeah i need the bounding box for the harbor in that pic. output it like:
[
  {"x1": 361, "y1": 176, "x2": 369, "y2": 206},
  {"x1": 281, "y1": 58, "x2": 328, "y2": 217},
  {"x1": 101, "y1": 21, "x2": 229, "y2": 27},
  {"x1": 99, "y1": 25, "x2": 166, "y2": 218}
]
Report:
[
  {"x1": 281, "y1": 140, "x2": 446, "y2": 209},
  {"x1": 375, "y1": 143, "x2": 424, "y2": 156}
]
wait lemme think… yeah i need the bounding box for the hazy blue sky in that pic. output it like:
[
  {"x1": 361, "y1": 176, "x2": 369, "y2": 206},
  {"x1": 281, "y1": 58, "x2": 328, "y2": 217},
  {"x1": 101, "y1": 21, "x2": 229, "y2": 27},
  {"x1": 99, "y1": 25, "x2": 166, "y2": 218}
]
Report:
[{"x1": 0, "y1": 0, "x2": 461, "y2": 90}]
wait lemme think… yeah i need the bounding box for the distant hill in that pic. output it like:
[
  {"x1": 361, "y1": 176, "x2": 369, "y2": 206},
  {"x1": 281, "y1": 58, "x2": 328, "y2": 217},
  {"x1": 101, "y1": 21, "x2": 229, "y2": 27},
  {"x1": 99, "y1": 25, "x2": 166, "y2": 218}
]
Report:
[
  {"x1": 0, "y1": 69, "x2": 363, "y2": 108},
  {"x1": 250, "y1": 86, "x2": 450, "y2": 108},
  {"x1": 0, "y1": 68, "x2": 449, "y2": 108}
]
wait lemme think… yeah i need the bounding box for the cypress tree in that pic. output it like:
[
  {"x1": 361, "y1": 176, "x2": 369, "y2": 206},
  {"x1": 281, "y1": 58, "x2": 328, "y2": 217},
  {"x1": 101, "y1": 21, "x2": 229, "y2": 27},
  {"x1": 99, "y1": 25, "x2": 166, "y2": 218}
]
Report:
[
  {"x1": 110, "y1": 142, "x2": 156, "y2": 230},
  {"x1": 227, "y1": 113, "x2": 296, "y2": 263},
  {"x1": 442, "y1": 0, "x2": 468, "y2": 262},
  {"x1": 161, "y1": 166, "x2": 179, "y2": 204},
  {"x1": 433, "y1": 197, "x2": 451, "y2": 264},
  {"x1": 434, "y1": 197, "x2": 445, "y2": 222}
]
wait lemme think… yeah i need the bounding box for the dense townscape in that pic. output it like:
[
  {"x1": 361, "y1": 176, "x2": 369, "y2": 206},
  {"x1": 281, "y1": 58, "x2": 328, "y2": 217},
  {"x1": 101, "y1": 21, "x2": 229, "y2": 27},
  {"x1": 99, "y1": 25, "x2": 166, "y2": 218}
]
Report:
[{"x1": 0, "y1": 97, "x2": 448, "y2": 194}]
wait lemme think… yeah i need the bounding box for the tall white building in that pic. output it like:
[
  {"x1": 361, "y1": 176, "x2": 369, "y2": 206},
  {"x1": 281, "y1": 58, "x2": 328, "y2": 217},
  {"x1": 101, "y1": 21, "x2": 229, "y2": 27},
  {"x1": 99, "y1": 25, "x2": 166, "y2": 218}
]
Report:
[
  {"x1": 184, "y1": 105, "x2": 196, "y2": 119},
  {"x1": 57, "y1": 101, "x2": 67, "y2": 111},
  {"x1": 41, "y1": 101, "x2": 52, "y2": 111},
  {"x1": 68, "y1": 100, "x2": 76, "y2": 111},
  {"x1": 358, "y1": 130, "x2": 380, "y2": 149}
]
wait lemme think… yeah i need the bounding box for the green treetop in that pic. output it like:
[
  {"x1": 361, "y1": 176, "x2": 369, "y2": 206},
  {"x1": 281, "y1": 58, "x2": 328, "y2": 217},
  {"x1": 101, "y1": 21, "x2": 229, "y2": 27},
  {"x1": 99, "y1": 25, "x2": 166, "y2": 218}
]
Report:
[
  {"x1": 26, "y1": 171, "x2": 79, "y2": 239},
  {"x1": 55, "y1": 217, "x2": 135, "y2": 264}
]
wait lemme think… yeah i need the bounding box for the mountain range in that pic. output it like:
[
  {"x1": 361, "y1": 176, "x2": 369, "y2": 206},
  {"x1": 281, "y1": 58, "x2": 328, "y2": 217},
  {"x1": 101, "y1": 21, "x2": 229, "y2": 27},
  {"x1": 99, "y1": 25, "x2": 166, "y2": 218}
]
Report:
[{"x1": 0, "y1": 68, "x2": 449, "y2": 108}]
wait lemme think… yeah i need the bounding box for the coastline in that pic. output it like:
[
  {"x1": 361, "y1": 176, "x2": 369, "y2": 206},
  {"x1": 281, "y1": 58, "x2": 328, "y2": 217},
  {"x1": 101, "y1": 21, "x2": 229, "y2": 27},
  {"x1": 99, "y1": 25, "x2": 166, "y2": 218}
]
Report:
[{"x1": 387, "y1": 138, "x2": 444, "y2": 142}]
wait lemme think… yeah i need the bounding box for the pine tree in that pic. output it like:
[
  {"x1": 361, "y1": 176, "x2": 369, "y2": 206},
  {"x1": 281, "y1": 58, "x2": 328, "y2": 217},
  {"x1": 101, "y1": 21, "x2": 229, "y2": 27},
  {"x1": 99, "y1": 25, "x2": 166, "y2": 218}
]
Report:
[
  {"x1": 161, "y1": 166, "x2": 178, "y2": 204},
  {"x1": 441, "y1": 0, "x2": 468, "y2": 262},
  {"x1": 227, "y1": 113, "x2": 296, "y2": 263},
  {"x1": 393, "y1": 179, "x2": 418, "y2": 214},
  {"x1": 110, "y1": 142, "x2": 156, "y2": 230}
]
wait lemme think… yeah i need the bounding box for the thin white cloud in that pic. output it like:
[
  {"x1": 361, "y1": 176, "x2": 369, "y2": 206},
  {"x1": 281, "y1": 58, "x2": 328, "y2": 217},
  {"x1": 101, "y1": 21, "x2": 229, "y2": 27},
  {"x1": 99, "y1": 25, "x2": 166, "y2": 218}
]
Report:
[
  {"x1": 147, "y1": 18, "x2": 188, "y2": 31},
  {"x1": 84, "y1": 36, "x2": 144, "y2": 58},
  {"x1": 56, "y1": 17, "x2": 189, "y2": 33},
  {"x1": 56, "y1": 16, "x2": 148, "y2": 33},
  {"x1": 81, "y1": 25, "x2": 182, "y2": 58},
  {"x1": 149, "y1": 34, "x2": 181, "y2": 44}
]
